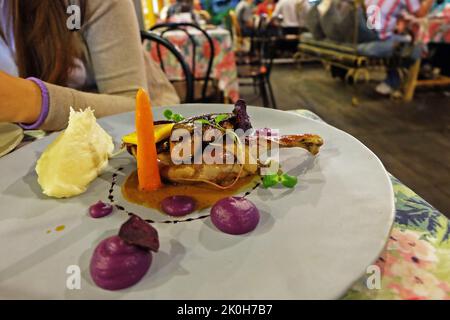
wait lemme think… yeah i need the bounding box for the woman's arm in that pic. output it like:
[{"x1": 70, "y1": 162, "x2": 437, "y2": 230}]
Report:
[
  {"x1": 0, "y1": 72, "x2": 42, "y2": 124},
  {"x1": 40, "y1": 0, "x2": 148, "y2": 131}
]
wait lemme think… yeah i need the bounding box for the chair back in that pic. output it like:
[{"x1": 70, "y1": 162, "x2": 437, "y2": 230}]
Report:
[
  {"x1": 228, "y1": 10, "x2": 243, "y2": 49},
  {"x1": 141, "y1": 30, "x2": 194, "y2": 103},
  {"x1": 257, "y1": 16, "x2": 279, "y2": 76},
  {"x1": 150, "y1": 22, "x2": 215, "y2": 102}
]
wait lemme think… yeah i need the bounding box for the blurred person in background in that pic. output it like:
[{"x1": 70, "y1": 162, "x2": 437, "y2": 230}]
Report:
[
  {"x1": 256, "y1": 0, "x2": 275, "y2": 16},
  {"x1": 236, "y1": 0, "x2": 255, "y2": 36},
  {"x1": 359, "y1": 0, "x2": 435, "y2": 95},
  {"x1": 193, "y1": 0, "x2": 212, "y2": 23},
  {"x1": 160, "y1": 0, "x2": 177, "y2": 21},
  {"x1": 272, "y1": 0, "x2": 310, "y2": 35},
  {"x1": 167, "y1": 0, "x2": 200, "y2": 22},
  {"x1": 0, "y1": 0, "x2": 179, "y2": 132}
]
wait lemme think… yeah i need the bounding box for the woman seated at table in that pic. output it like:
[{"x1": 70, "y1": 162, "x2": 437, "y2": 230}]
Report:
[
  {"x1": 166, "y1": 0, "x2": 206, "y2": 23},
  {"x1": 0, "y1": 0, "x2": 179, "y2": 132},
  {"x1": 160, "y1": 0, "x2": 178, "y2": 21},
  {"x1": 193, "y1": 0, "x2": 212, "y2": 23}
]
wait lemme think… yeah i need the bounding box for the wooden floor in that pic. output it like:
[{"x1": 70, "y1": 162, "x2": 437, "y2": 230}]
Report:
[{"x1": 240, "y1": 63, "x2": 450, "y2": 217}]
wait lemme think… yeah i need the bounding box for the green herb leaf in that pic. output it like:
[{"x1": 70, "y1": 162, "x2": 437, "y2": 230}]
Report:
[
  {"x1": 172, "y1": 114, "x2": 185, "y2": 122},
  {"x1": 163, "y1": 109, "x2": 173, "y2": 120},
  {"x1": 262, "y1": 174, "x2": 280, "y2": 188},
  {"x1": 163, "y1": 109, "x2": 185, "y2": 122},
  {"x1": 195, "y1": 119, "x2": 211, "y2": 125},
  {"x1": 280, "y1": 174, "x2": 298, "y2": 188},
  {"x1": 214, "y1": 114, "x2": 228, "y2": 125}
]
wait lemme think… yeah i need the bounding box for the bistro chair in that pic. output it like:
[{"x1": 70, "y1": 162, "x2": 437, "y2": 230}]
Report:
[
  {"x1": 141, "y1": 30, "x2": 194, "y2": 103},
  {"x1": 150, "y1": 22, "x2": 220, "y2": 103},
  {"x1": 237, "y1": 16, "x2": 278, "y2": 109},
  {"x1": 228, "y1": 10, "x2": 244, "y2": 50},
  {"x1": 228, "y1": 10, "x2": 262, "y2": 66}
]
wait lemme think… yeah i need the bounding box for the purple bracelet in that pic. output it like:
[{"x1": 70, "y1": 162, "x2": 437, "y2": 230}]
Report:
[{"x1": 18, "y1": 77, "x2": 50, "y2": 130}]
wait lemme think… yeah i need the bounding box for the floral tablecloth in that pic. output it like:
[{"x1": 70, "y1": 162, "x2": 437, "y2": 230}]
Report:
[
  {"x1": 292, "y1": 109, "x2": 450, "y2": 300},
  {"x1": 145, "y1": 27, "x2": 240, "y2": 102}
]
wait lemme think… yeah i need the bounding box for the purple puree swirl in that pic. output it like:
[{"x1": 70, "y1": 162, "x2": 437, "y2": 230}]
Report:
[
  {"x1": 90, "y1": 236, "x2": 152, "y2": 291},
  {"x1": 211, "y1": 197, "x2": 260, "y2": 235},
  {"x1": 161, "y1": 196, "x2": 196, "y2": 217},
  {"x1": 89, "y1": 201, "x2": 113, "y2": 219}
]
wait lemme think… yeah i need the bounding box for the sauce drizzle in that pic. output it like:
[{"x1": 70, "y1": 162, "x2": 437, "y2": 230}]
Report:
[{"x1": 107, "y1": 167, "x2": 261, "y2": 225}]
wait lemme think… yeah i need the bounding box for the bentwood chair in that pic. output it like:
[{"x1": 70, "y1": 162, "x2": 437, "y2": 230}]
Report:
[
  {"x1": 150, "y1": 22, "x2": 220, "y2": 103},
  {"x1": 237, "y1": 16, "x2": 278, "y2": 109},
  {"x1": 228, "y1": 10, "x2": 262, "y2": 66},
  {"x1": 141, "y1": 30, "x2": 194, "y2": 103}
]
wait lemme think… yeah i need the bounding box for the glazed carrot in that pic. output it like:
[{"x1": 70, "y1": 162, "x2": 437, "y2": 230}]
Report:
[{"x1": 136, "y1": 88, "x2": 162, "y2": 191}]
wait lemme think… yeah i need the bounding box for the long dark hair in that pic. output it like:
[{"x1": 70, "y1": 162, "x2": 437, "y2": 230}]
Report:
[{"x1": 3, "y1": 0, "x2": 87, "y2": 85}]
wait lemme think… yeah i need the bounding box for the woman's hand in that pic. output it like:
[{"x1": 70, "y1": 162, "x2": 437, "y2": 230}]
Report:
[{"x1": 0, "y1": 71, "x2": 42, "y2": 124}]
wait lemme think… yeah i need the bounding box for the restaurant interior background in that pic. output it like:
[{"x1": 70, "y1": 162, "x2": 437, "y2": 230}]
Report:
[{"x1": 133, "y1": 0, "x2": 450, "y2": 216}]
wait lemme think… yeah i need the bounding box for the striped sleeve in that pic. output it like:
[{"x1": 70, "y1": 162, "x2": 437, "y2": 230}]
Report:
[{"x1": 405, "y1": 0, "x2": 420, "y2": 13}]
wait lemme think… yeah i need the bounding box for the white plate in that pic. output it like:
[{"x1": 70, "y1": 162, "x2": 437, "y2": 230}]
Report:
[
  {"x1": 0, "y1": 123, "x2": 23, "y2": 158},
  {"x1": 0, "y1": 105, "x2": 394, "y2": 299}
]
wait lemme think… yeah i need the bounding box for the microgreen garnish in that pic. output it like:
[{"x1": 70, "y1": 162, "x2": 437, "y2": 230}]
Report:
[
  {"x1": 214, "y1": 114, "x2": 229, "y2": 125},
  {"x1": 195, "y1": 117, "x2": 230, "y2": 138},
  {"x1": 280, "y1": 173, "x2": 298, "y2": 188},
  {"x1": 172, "y1": 114, "x2": 185, "y2": 122},
  {"x1": 194, "y1": 114, "x2": 229, "y2": 131},
  {"x1": 163, "y1": 109, "x2": 173, "y2": 119},
  {"x1": 164, "y1": 109, "x2": 185, "y2": 122},
  {"x1": 262, "y1": 172, "x2": 298, "y2": 189},
  {"x1": 195, "y1": 116, "x2": 244, "y2": 159},
  {"x1": 262, "y1": 174, "x2": 279, "y2": 188},
  {"x1": 195, "y1": 119, "x2": 211, "y2": 126}
]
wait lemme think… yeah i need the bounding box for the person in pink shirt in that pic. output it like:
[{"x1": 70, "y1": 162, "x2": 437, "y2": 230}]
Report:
[{"x1": 359, "y1": 0, "x2": 435, "y2": 95}]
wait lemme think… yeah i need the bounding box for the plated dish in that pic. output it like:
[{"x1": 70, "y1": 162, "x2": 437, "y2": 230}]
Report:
[
  {"x1": 0, "y1": 98, "x2": 395, "y2": 299},
  {"x1": 35, "y1": 94, "x2": 325, "y2": 291}
]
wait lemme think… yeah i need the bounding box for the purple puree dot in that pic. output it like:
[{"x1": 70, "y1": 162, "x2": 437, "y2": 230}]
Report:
[
  {"x1": 90, "y1": 236, "x2": 152, "y2": 291},
  {"x1": 211, "y1": 197, "x2": 260, "y2": 235},
  {"x1": 89, "y1": 201, "x2": 113, "y2": 219},
  {"x1": 161, "y1": 196, "x2": 196, "y2": 217}
]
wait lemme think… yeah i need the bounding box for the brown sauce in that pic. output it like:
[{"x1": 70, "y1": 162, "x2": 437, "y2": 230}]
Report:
[{"x1": 121, "y1": 171, "x2": 259, "y2": 213}]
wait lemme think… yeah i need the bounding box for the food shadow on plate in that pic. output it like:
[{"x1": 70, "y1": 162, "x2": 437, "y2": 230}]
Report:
[
  {"x1": 255, "y1": 155, "x2": 317, "y2": 199},
  {"x1": 0, "y1": 175, "x2": 57, "y2": 220},
  {"x1": 0, "y1": 221, "x2": 98, "y2": 287},
  {"x1": 197, "y1": 202, "x2": 275, "y2": 252},
  {"x1": 74, "y1": 231, "x2": 187, "y2": 298},
  {"x1": 132, "y1": 239, "x2": 187, "y2": 293},
  {"x1": 254, "y1": 152, "x2": 328, "y2": 209},
  {"x1": 96, "y1": 156, "x2": 135, "y2": 188},
  {"x1": 1, "y1": 153, "x2": 135, "y2": 223},
  {"x1": 3, "y1": 151, "x2": 48, "y2": 200}
]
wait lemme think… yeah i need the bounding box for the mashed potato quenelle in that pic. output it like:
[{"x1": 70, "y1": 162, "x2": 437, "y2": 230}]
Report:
[{"x1": 36, "y1": 108, "x2": 114, "y2": 198}]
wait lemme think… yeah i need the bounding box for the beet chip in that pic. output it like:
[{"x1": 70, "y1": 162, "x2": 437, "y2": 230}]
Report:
[
  {"x1": 119, "y1": 215, "x2": 159, "y2": 252},
  {"x1": 233, "y1": 99, "x2": 252, "y2": 132}
]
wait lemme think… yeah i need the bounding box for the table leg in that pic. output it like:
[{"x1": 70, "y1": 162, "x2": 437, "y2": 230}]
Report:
[{"x1": 403, "y1": 59, "x2": 421, "y2": 102}]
